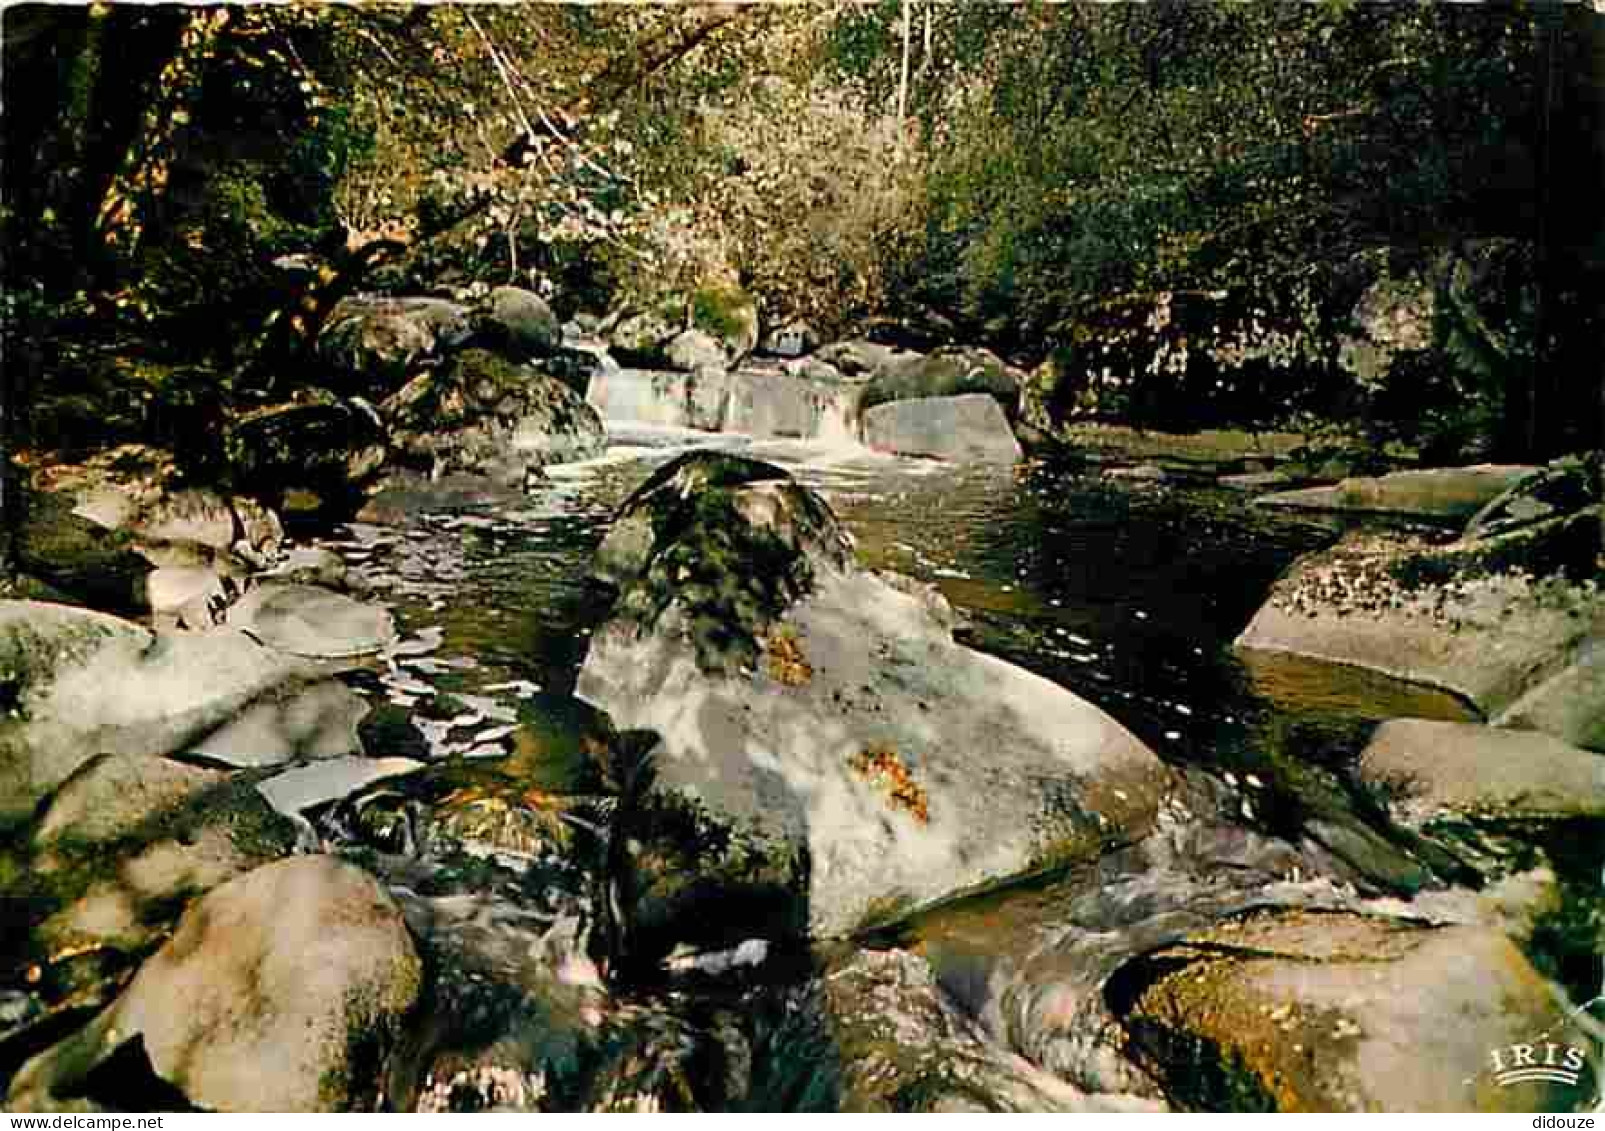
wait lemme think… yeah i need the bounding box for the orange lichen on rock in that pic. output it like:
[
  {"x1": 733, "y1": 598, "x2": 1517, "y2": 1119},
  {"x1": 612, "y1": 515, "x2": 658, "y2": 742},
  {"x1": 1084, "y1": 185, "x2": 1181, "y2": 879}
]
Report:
[
  {"x1": 848, "y1": 743, "x2": 929, "y2": 823},
  {"x1": 765, "y1": 628, "x2": 813, "y2": 687}
]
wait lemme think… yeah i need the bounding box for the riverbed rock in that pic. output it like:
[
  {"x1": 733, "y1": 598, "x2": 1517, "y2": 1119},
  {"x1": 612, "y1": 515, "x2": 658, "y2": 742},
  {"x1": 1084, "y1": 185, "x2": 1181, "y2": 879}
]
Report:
[
  {"x1": 0, "y1": 754, "x2": 298, "y2": 1077},
  {"x1": 577, "y1": 452, "x2": 1172, "y2": 939},
  {"x1": 726, "y1": 369, "x2": 859, "y2": 442},
  {"x1": 16, "y1": 752, "x2": 298, "y2": 964},
  {"x1": 1235, "y1": 517, "x2": 1605, "y2": 747},
  {"x1": 13, "y1": 490, "x2": 154, "y2": 616},
  {"x1": 186, "y1": 679, "x2": 370, "y2": 767},
  {"x1": 35, "y1": 447, "x2": 283, "y2": 565},
  {"x1": 145, "y1": 564, "x2": 232, "y2": 630},
  {"x1": 761, "y1": 320, "x2": 819, "y2": 359},
  {"x1": 609, "y1": 309, "x2": 680, "y2": 368},
  {"x1": 664, "y1": 329, "x2": 730, "y2": 374},
  {"x1": 1113, "y1": 908, "x2": 1574, "y2": 1111},
  {"x1": 859, "y1": 346, "x2": 1023, "y2": 420},
  {"x1": 0, "y1": 601, "x2": 312, "y2": 824},
  {"x1": 484, "y1": 285, "x2": 561, "y2": 359},
  {"x1": 226, "y1": 582, "x2": 396, "y2": 659},
  {"x1": 861, "y1": 393, "x2": 1023, "y2": 463},
  {"x1": 8, "y1": 856, "x2": 422, "y2": 1112},
  {"x1": 319, "y1": 294, "x2": 475, "y2": 389},
  {"x1": 382, "y1": 348, "x2": 605, "y2": 481},
  {"x1": 1256, "y1": 465, "x2": 1536, "y2": 522},
  {"x1": 224, "y1": 398, "x2": 388, "y2": 524},
  {"x1": 814, "y1": 339, "x2": 905, "y2": 378},
  {"x1": 1357, "y1": 719, "x2": 1605, "y2": 876}
]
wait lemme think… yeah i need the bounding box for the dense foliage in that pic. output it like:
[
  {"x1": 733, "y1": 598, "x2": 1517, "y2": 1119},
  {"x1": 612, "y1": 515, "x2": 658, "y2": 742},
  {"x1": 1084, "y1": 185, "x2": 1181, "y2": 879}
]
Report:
[{"x1": 3, "y1": 1, "x2": 1600, "y2": 463}]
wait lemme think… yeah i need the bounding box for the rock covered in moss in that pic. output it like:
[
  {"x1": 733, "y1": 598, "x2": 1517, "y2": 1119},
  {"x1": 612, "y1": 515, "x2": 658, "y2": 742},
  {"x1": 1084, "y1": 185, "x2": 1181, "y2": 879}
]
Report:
[
  {"x1": 484, "y1": 286, "x2": 561, "y2": 359},
  {"x1": 578, "y1": 452, "x2": 1171, "y2": 939},
  {"x1": 381, "y1": 348, "x2": 604, "y2": 482},
  {"x1": 318, "y1": 294, "x2": 475, "y2": 389},
  {"x1": 12, "y1": 490, "x2": 153, "y2": 617},
  {"x1": 9, "y1": 856, "x2": 422, "y2": 1112},
  {"x1": 8, "y1": 753, "x2": 297, "y2": 978},
  {"x1": 859, "y1": 346, "x2": 1023, "y2": 420},
  {"x1": 1255, "y1": 464, "x2": 1537, "y2": 522},
  {"x1": 1114, "y1": 908, "x2": 1575, "y2": 1112}
]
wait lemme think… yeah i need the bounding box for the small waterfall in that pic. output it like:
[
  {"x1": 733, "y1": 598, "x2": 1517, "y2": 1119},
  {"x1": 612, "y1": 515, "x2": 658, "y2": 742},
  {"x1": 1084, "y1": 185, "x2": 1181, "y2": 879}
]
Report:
[{"x1": 587, "y1": 362, "x2": 866, "y2": 450}]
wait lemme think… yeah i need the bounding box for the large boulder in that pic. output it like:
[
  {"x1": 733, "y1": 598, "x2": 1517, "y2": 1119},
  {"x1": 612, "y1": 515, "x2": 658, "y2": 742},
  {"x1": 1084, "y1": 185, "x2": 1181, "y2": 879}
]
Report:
[
  {"x1": 10, "y1": 752, "x2": 298, "y2": 972},
  {"x1": 185, "y1": 679, "x2": 371, "y2": 767},
  {"x1": 584, "y1": 367, "x2": 732, "y2": 433},
  {"x1": 815, "y1": 338, "x2": 905, "y2": 378},
  {"x1": 225, "y1": 583, "x2": 396, "y2": 660},
  {"x1": 317, "y1": 294, "x2": 475, "y2": 390},
  {"x1": 664, "y1": 329, "x2": 730, "y2": 374},
  {"x1": 382, "y1": 348, "x2": 605, "y2": 481},
  {"x1": 8, "y1": 856, "x2": 422, "y2": 1112},
  {"x1": 1357, "y1": 719, "x2": 1605, "y2": 876},
  {"x1": 689, "y1": 283, "x2": 759, "y2": 362},
  {"x1": 859, "y1": 346, "x2": 1023, "y2": 420},
  {"x1": 577, "y1": 452, "x2": 1172, "y2": 939},
  {"x1": 0, "y1": 601, "x2": 312, "y2": 823},
  {"x1": 1114, "y1": 908, "x2": 1579, "y2": 1112},
  {"x1": 1235, "y1": 509, "x2": 1605, "y2": 748},
  {"x1": 608, "y1": 309, "x2": 681, "y2": 368},
  {"x1": 12, "y1": 490, "x2": 154, "y2": 617},
  {"x1": 483, "y1": 285, "x2": 561, "y2": 359},
  {"x1": 861, "y1": 393, "x2": 1024, "y2": 463},
  {"x1": 31, "y1": 444, "x2": 282, "y2": 565},
  {"x1": 0, "y1": 754, "x2": 298, "y2": 1073},
  {"x1": 1255, "y1": 465, "x2": 1537, "y2": 523},
  {"x1": 224, "y1": 398, "x2": 387, "y2": 525}
]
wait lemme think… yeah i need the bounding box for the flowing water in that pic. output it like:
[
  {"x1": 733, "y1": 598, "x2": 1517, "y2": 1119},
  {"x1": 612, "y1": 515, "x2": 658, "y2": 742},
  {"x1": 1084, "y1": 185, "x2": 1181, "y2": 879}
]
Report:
[{"x1": 313, "y1": 411, "x2": 1488, "y2": 1110}]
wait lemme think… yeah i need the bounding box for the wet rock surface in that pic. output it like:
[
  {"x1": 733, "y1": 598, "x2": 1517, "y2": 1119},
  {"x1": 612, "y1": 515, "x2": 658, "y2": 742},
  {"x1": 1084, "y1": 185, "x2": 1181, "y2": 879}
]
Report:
[
  {"x1": 9, "y1": 856, "x2": 422, "y2": 1112},
  {"x1": 579, "y1": 452, "x2": 1172, "y2": 938}
]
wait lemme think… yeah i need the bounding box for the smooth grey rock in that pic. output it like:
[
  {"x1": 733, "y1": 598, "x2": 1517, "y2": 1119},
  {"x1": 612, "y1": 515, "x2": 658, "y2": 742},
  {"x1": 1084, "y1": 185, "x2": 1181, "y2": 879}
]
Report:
[
  {"x1": 577, "y1": 453, "x2": 1169, "y2": 938},
  {"x1": 8, "y1": 856, "x2": 422, "y2": 1112},
  {"x1": 861, "y1": 393, "x2": 1023, "y2": 463},
  {"x1": 256, "y1": 756, "x2": 426, "y2": 817},
  {"x1": 1359, "y1": 718, "x2": 1605, "y2": 873},
  {"x1": 0, "y1": 602, "x2": 312, "y2": 822},
  {"x1": 187, "y1": 680, "x2": 370, "y2": 767}
]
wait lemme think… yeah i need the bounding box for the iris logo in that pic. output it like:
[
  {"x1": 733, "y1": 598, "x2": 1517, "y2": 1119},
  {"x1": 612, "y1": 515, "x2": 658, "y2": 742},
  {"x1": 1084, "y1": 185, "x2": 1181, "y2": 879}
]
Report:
[{"x1": 1488, "y1": 1042, "x2": 1589, "y2": 1089}]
